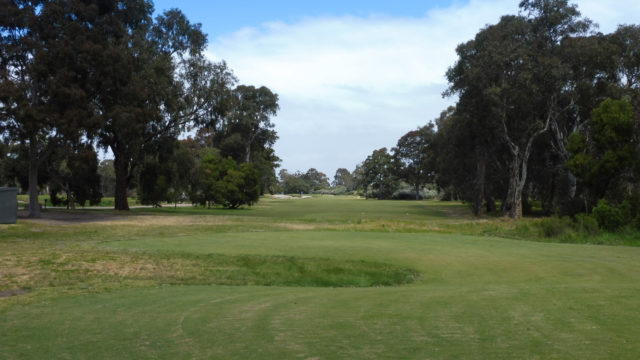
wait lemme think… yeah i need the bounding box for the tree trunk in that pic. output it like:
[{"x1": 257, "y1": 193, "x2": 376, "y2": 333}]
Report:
[
  {"x1": 414, "y1": 184, "x2": 420, "y2": 200},
  {"x1": 245, "y1": 143, "x2": 251, "y2": 163},
  {"x1": 28, "y1": 137, "x2": 41, "y2": 218},
  {"x1": 501, "y1": 113, "x2": 551, "y2": 219},
  {"x1": 114, "y1": 153, "x2": 130, "y2": 211},
  {"x1": 504, "y1": 153, "x2": 524, "y2": 219},
  {"x1": 472, "y1": 152, "x2": 487, "y2": 216},
  {"x1": 503, "y1": 159, "x2": 518, "y2": 216},
  {"x1": 67, "y1": 184, "x2": 76, "y2": 210},
  {"x1": 510, "y1": 191, "x2": 523, "y2": 219}
]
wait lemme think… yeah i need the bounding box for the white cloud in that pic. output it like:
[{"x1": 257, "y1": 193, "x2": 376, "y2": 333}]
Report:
[{"x1": 207, "y1": 0, "x2": 639, "y2": 177}]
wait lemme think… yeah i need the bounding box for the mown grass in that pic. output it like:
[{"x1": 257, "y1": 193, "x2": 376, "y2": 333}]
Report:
[{"x1": 2, "y1": 196, "x2": 640, "y2": 359}]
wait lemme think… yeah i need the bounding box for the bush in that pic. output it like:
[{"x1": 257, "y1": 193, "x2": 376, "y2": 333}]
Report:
[
  {"x1": 390, "y1": 184, "x2": 438, "y2": 200},
  {"x1": 392, "y1": 189, "x2": 422, "y2": 200},
  {"x1": 592, "y1": 199, "x2": 629, "y2": 231},
  {"x1": 574, "y1": 213, "x2": 599, "y2": 236},
  {"x1": 313, "y1": 186, "x2": 350, "y2": 195},
  {"x1": 537, "y1": 216, "x2": 574, "y2": 238}
]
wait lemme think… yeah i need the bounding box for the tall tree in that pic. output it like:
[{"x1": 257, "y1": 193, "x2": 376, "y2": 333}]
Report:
[
  {"x1": 567, "y1": 99, "x2": 636, "y2": 208},
  {"x1": 92, "y1": 4, "x2": 207, "y2": 210},
  {"x1": 191, "y1": 80, "x2": 280, "y2": 195},
  {"x1": 333, "y1": 168, "x2": 355, "y2": 191},
  {"x1": 217, "y1": 85, "x2": 279, "y2": 164},
  {"x1": 393, "y1": 123, "x2": 436, "y2": 200},
  {"x1": 445, "y1": 15, "x2": 536, "y2": 217},
  {"x1": 0, "y1": 0, "x2": 97, "y2": 216},
  {"x1": 445, "y1": 0, "x2": 593, "y2": 218},
  {"x1": 302, "y1": 168, "x2": 330, "y2": 192},
  {"x1": 358, "y1": 148, "x2": 396, "y2": 200},
  {"x1": 278, "y1": 169, "x2": 311, "y2": 194}
]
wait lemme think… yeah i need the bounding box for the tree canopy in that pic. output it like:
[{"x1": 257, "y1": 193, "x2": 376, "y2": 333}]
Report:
[{"x1": 1, "y1": 0, "x2": 279, "y2": 211}]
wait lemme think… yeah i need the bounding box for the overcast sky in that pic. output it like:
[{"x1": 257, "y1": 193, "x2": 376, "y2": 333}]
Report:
[{"x1": 154, "y1": 0, "x2": 640, "y2": 178}]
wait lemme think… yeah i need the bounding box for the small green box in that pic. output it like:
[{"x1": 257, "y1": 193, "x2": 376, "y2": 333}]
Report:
[{"x1": 0, "y1": 187, "x2": 18, "y2": 224}]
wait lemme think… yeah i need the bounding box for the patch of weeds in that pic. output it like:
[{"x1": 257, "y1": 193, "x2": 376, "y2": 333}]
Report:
[
  {"x1": 574, "y1": 213, "x2": 599, "y2": 237},
  {"x1": 537, "y1": 216, "x2": 574, "y2": 238}
]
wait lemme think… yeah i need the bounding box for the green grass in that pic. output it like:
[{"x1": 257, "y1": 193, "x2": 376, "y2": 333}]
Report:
[{"x1": 2, "y1": 196, "x2": 640, "y2": 359}]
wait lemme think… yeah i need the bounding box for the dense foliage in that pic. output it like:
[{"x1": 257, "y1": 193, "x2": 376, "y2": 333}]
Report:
[
  {"x1": 0, "y1": 0, "x2": 279, "y2": 212},
  {"x1": 350, "y1": 1, "x2": 640, "y2": 228}
]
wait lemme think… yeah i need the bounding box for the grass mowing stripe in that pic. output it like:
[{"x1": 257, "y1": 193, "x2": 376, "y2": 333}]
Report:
[{"x1": 3, "y1": 284, "x2": 640, "y2": 359}]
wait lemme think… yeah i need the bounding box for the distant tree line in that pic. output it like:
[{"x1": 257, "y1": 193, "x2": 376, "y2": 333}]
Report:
[
  {"x1": 0, "y1": 0, "x2": 279, "y2": 215},
  {"x1": 355, "y1": 0, "x2": 640, "y2": 227}
]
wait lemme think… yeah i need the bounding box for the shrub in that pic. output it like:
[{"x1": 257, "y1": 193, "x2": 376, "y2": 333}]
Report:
[
  {"x1": 390, "y1": 184, "x2": 438, "y2": 200},
  {"x1": 537, "y1": 216, "x2": 573, "y2": 238},
  {"x1": 592, "y1": 199, "x2": 627, "y2": 231},
  {"x1": 392, "y1": 189, "x2": 421, "y2": 200},
  {"x1": 574, "y1": 213, "x2": 599, "y2": 236}
]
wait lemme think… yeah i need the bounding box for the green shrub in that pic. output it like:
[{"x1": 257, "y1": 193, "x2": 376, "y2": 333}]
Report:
[
  {"x1": 592, "y1": 199, "x2": 628, "y2": 231},
  {"x1": 538, "y1": 216, "x2": 573, "y2": 238},
  {"x1": 574, "y1": 213, "x2": 599, "y2": 236}
]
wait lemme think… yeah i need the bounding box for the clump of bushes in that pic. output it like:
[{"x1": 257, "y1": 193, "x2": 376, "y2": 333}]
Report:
[
  {"x1": 390, "y1": 184, "x2": 438, "y2": 200},
  {"x1": 537, "y1": 216, "x2": 575, "y2": 238},
  {"x1": 592, "y1": 199, "x2": 633, "y2": 232},
  {"x1": 574, "y1": 213, "x2": 600, "y2": 236},
  {"x1": 534, "y1": 198, "x2": 638, "y2": 241}
]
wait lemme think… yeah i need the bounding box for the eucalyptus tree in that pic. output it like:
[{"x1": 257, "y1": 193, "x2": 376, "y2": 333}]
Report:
[
  {"x1": 302, "y1": 168, "x2": 330, "y2": 191},
  {"x1": 333, "y1": 168, "x2": 355, "y2": 191},
  {"x1": 446, "y1": 15, "x2": 538, "y2": 218},
  {"x1": 610, "y1": 25, "x2": 640, "y2": 93},
  {"x1": 393, "y1": 123, "x2": 436, "y2": 200},
  {"x1": 217, "y1": 85, "x2": 279, "y2": 164},
  {"x1": 0, "y1": 0, "x2": 99, "y2": 216},
  {"x1": 91, "y1": 4, "x2": 210, "y2": 210},
  {"x1": 358, "y1": 148, "x2": 396, "y2": 200},
  {"x1": 445, "y1": 0, "x2": 593, "y2": 218},
  {"x1": 567, "y1": 99, "x2": 636, "y2": 208},
  {"x1": 194, "y1": 83, "x2": 280, "y2": 194},
  {"x1": 278, "y1": 169, "x2": 311, "y2": 194},
  {"x1": 432, "y1": 104, "x2": 506, "y2": 214}
]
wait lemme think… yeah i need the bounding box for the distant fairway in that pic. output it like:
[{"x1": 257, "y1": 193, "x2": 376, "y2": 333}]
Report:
[{"x1": 2, "y1": 197, "x2": 640, "y2": 359}]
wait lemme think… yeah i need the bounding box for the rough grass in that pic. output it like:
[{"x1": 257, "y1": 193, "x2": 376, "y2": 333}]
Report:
[
  {"x1": 0, "y1": 246, "x2": 419, "y2": 292},
  {"x1": 2, "y1": 196, "x2": 640, "y2": 359}
]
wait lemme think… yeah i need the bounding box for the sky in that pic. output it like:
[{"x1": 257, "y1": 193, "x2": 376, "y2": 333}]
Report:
[{"x1": 153, "y1": 0, "x2": 640, "y2": 179}]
